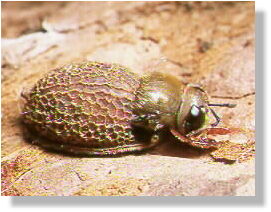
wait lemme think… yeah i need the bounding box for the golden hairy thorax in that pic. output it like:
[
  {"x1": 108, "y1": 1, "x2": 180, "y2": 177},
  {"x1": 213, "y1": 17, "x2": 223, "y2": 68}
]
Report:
[{"x1": 134, "y1": 72, "x2": 184, "y2": 128}]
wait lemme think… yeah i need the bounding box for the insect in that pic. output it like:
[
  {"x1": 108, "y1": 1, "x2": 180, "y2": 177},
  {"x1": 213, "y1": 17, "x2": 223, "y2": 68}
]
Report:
[{"x1": 21, "y1": 61, "x2": 236, "y2": 156}]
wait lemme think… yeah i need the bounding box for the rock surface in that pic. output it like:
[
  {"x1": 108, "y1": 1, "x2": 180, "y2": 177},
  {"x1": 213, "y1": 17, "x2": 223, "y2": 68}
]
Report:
[{"x1": 1, "y1": 2, "x2": 255, "y2": 196}]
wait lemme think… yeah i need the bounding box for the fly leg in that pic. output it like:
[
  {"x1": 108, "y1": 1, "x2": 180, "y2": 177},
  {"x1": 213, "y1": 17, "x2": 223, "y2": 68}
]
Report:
[{"x1": 131, "y1": 113, "x2": 164, "y2": 147}]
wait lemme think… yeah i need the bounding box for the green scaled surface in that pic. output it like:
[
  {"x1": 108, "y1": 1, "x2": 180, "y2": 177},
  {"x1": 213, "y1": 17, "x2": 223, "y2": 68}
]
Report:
[{"x1": 22, "y1": 62, "x2": 143, "y2": 152}]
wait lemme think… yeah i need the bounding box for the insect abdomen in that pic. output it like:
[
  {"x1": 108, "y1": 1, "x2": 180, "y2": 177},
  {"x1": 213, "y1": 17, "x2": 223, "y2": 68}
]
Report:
[{"x1": 23, "y1": 62, "x2": 142, "y2": 150}]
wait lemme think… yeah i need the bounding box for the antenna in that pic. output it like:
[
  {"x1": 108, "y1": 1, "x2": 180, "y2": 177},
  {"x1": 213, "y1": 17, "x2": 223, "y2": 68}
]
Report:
[
  {"x1": 209, "y1": 108, "x2": 220, "y2": 127},
  {"x1": 207, "y1": 103, "x2": 236, "y2": 127},
  {"x1": 208, "y1": 103, "x2": 236, "y2": 108}
]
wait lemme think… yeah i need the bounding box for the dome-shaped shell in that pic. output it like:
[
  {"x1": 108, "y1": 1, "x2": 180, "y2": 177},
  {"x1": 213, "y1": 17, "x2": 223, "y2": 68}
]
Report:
[{"x1": 22, "y1": 62, "x2": 145, "y2": 155}]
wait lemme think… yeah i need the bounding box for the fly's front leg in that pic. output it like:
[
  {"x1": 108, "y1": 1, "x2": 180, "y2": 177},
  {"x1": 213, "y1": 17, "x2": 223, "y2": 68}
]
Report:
[
  {"x1": 131, "y1": 113, "x2": 161, "y2": 131},
  {"x1": 149, "y1": 123, "x2": 165, "y2": 147},
  {"x1": 131, "y1": 113, "x2": 164, "y2": 147}
]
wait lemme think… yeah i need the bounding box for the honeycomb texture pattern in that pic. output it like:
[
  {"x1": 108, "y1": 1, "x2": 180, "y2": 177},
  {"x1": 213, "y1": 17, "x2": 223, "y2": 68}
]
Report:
[{"x1": 22, "y1": 62, "x2": 141, "y2": 149}]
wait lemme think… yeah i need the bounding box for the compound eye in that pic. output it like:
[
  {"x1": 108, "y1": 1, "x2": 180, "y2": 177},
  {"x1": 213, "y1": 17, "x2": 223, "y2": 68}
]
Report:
[{"x1": 184, "y1": 105, "x2": 206, "y2": 134}]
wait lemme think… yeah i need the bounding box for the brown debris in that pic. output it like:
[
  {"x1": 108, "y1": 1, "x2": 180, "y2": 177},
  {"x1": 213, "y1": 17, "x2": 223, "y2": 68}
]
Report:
[{"x1": 211, "y1": 140, "x2": 255, "y2": 163}]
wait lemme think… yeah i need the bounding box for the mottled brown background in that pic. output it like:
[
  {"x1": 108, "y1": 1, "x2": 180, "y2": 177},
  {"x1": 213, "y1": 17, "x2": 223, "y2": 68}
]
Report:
[{"x1": 1, "y1": 1, "x2": 255, "y2": 196}]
